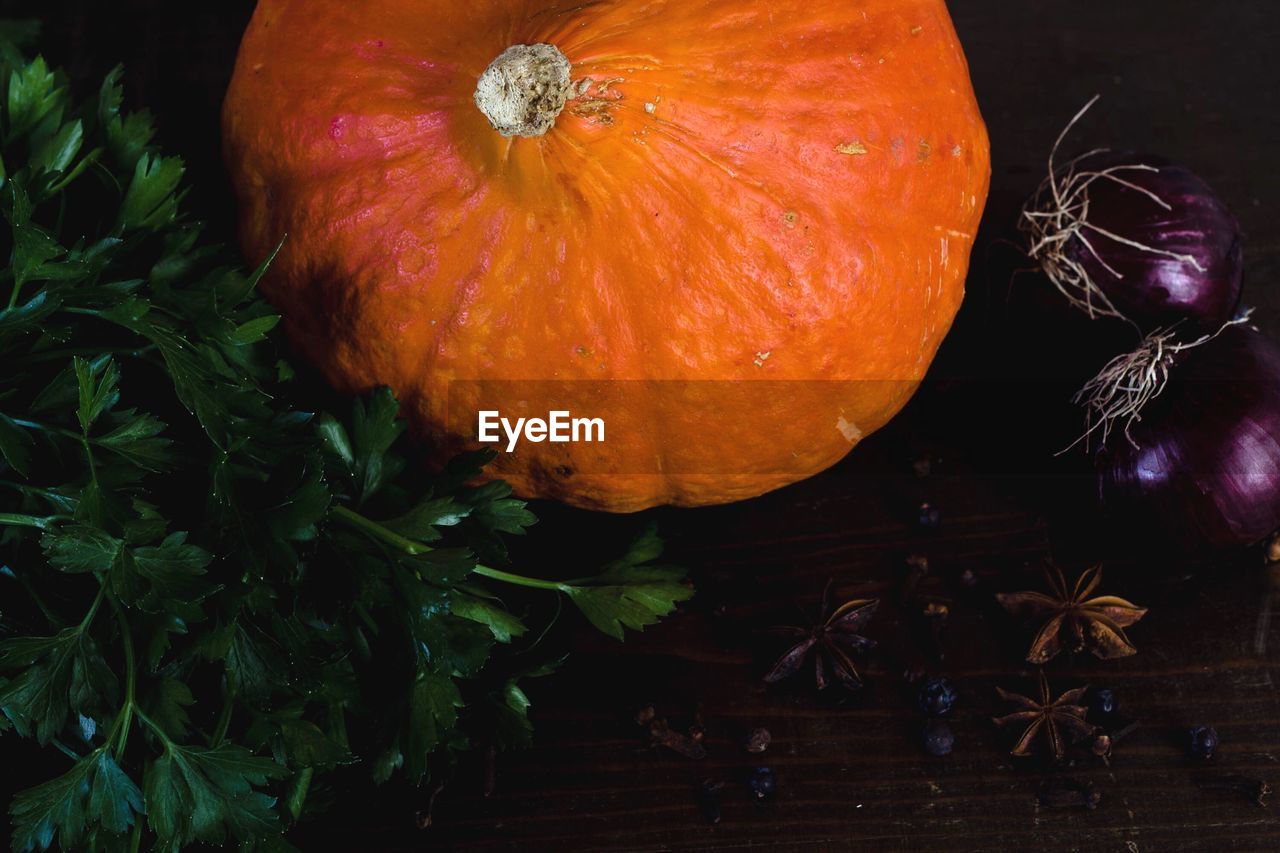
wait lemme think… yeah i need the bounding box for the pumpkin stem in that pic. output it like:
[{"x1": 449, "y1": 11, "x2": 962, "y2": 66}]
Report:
[{"x1": 474, "y1": 43, "x2": 572, "y2": 138}]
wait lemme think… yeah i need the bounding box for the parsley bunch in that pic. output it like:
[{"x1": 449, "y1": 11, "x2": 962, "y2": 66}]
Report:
[{"x1": 0, "y1": 27, "x2": 691, "y2": 852}]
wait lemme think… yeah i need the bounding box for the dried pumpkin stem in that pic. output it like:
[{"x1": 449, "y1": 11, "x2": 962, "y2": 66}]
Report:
[
  {"x1": 1065, "y1": 309, "x2": 1255, "y2": 452},
  {"x1": 474, "y1": 43, "x2": 572, "y2": 137},
  {"x1": 1018, "y1": 95, "x2": 1206, "y2": 323}
]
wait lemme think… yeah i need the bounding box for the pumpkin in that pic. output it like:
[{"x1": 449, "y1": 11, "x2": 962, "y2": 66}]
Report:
[{"x1": 222, "y1": 0, "x2": 989, "y2": 512}]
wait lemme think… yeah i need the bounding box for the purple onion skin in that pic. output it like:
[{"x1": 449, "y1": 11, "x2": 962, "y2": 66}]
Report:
[
  {"x1": 1098, "y1": 327, "x2": 1280, "y2": 553},
  {"x1": 1063, "y1": 152, "x2": 1243, "y2": 330}
]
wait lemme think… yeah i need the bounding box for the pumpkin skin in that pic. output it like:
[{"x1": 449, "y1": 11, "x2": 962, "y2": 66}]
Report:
[{"x1": 223, "y1": 0, "x2": 989, "y2": 512}]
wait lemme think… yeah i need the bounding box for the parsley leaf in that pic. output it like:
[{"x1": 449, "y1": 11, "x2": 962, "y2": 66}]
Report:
[
  {"x1": 404, "y1": 664, "x2": 464, "y2": 783},
  {"x1": 326, "y1": 387, "x2": 405, "y2": 503},
  {"x1": 489, "y1": 680, "x2": 535, "y2": 752},
  {"x1": 94, "y1": 410, "x2": 174, "y2": 472},
  {"x1": 117, "y1": 153, "x2": 184, "y2": 231},
  {"x1": 383, "y1": 496, "x2": 470, "y2": 543},
  {"x1": 0, "y1": 35, "x2": 691, "y2": 851},
  {"x1": 6, "y1": 55, "x2": 66, "y2": 139},
  {"x1": 144, "y1": 678, "x2": 194, "y2": 741},
  {"x1": 6, "y1": 183, "x2": 64, "y2": 291},
  {"x1": 563, "y1": 525, "x2": 693, "y2": 640},
  {"x1": 9, "y1": 749, "x2": 144, "y2": 852},
  {"x1": 450, "y1": 590, "x2": 528, "y2": 644},
  {"x1": 0, "y1": 622, "x2": 115, "y2": 745},
  {"x1": 41, "y1": 525, "x2": 121, "y2": 574},
  {"x1": 144, "y1": 742, "x2": 287, "y2": 848},
  {"x1": 73, "y1": 357, "x2": 118, "y2": 434},
  {"x1": 0, "y1": 412, "x2": 33, "y2": 475}
]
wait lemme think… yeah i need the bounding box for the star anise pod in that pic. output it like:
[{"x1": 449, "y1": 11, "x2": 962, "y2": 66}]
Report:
[
  {"x1": 996, "y1": 564, "x2": 1146, "y2": 664},
  {"x1": 993, "y1": 671, "x2": 1096, "y2": 759},
  {"x1": 763, "y1": 581, "x2": 878, "y2": 691}
]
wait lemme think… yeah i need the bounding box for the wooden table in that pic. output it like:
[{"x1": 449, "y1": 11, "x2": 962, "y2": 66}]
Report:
[{"x1": 15, "y1": 1, "x2": 1280, "y2": 849}]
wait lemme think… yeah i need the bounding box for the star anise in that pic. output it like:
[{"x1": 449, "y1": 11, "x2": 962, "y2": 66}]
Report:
[
  {"x1": 993, "y1": 671, "x2": 1096, "y2": 759},
  {"x1": 763, "y1": 581, "x2": 878, "y2": 691},
  {"x1": 996, "y1": 564, "x2": 1146, "y2": 664}
]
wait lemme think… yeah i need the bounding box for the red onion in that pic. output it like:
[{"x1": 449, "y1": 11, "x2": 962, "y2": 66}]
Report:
[
  {"x1": 1021, "y1": 99, "x2": 1243, "y2": 331},
  {"x1": 1085, "y1": 322, "x2": 1280, "y2": 552}
]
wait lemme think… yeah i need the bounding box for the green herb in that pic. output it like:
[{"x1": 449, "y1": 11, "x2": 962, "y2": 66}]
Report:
[{"x1": 0, "y1": 28, "x2": 691, "y2": 851}]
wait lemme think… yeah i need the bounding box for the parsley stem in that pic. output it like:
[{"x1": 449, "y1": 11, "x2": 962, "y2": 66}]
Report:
[
  {"x1": 79, "y1": 433, "x2": 101, "y2": 495},
  {"x1": 50, "y1": 738, "x2": 82, "y2": 761},
  {"x1": 107, "y1": 591, "x2": 137, "y2": 762},
  {"x1": 0, "y1": 480, "x2": 76, "y2": 505},
  {"x1": 0, "y1": 512, "x2": 55, "y2": 529},
  {"x1": 286, "y1": 767, "x2": 314, "y2": 821},
  {"x1": 80, "y1": 581, "x2": 108, "y2": 633},
  {"x1": 0, "y1": 509, "x2": 88, "y2": 631},
  {"x1": 470, "y1": 564, "x2": 568, "y2": 592},
  {"x1": 9, "y1": 416, "x2": 82, "y2": 441},
  {"x1": 131, "y1": 706, "x2": 170, "y2": 743},
  {"x1": 16, "y1": 344, "x2": 156, "y2": 364},
  {"x1": 210, "y1": 686, "x2": 235, "y2": 748},
  {"x1": 331, "y1": 505, "x2": 430, "y2": 554},
  {"x1": 331, "y1": 505, "x2": 569, "y2": 592},
  {"x1": 15, "y1": 571, "x2": 63, "y2": 628}
]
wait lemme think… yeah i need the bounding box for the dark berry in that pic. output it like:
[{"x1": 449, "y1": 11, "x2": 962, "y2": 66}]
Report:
[
  {"x1": 917, "y1": 677, "x2": 957, "y2": 716},
  {"x1": 922, "y1": 719, "x2": 955, "y2": 757},
  {"x1": 913, "y1": 455, "x2": 933, "y2": 478},
  {"x1": 747, "y1": 767, "x2": 777, "y2": 799},
  {"x1": 697, "y1": 779, "x2": 724, "y2": 824},
  {"x1": 1188, "y1": 725, "x2": 1220, "y2": 760},
  {"x1": 745, "y1": 727, "x2": 772, "y2": 754},
  {"x1": 916, "y1": 503, "x2": 942, "y2": 531},
  {"x1": 1086, "y1": 687, "x2": 1118, "y2": 722}
]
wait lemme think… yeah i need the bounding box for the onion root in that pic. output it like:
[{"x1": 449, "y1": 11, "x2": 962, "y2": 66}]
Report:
[
  {"x1": 1020, "y1": 96, "x2": 1207, "y2": 324},
  {"x1": 1067, "y1": 309, "x2": 1255, "y2": 452}
]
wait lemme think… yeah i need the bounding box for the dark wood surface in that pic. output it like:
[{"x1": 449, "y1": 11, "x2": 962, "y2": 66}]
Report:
[{"x1": 9, "y1": 1, "x2": 1280, "y2": 850}]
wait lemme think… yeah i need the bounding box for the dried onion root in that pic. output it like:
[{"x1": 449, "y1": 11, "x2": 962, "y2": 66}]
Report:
[
  {"x1": 1020, "y1": 97, "x2": 1241, "y2": 330},
  {"x1": 1067, "y1": 308, "x2": 1255, "y2": 452}
]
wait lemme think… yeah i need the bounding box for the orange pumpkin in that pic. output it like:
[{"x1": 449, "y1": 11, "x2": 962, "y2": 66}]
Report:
[{"x1": 223, "y1": 0, "x2": 989, "y2": 512}]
